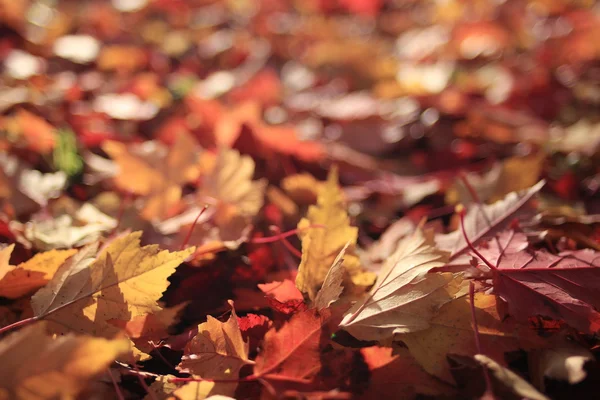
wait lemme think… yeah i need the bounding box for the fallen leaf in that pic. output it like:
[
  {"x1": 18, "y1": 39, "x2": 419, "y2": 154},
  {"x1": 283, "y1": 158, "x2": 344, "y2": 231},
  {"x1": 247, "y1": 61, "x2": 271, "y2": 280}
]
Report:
[
  {"x1": 5, "y1": 109, "x2": 56, "y2": 154},
  {"x1": 109, "y1": 303, "x2": 186, "y2": 359},
  {"x1": 258, "y1": 279, "x2": 306, "y2": 314},
  {"x1": 30, "y1": 231, "x2": 194, "y2": 339},
  {"x1": 436, "y1": 181, "x2": 544, "y2": 258},
  {"x1": 296, "y1": 167, "x2": 375, "y2": 301},
  {"x1": 529, "y1": 338, "x2": 593, "y2": 390},
  {"x1": 359, "y1": 346, "x2": 454, "y2": 400},
  {"x1": 102, "y1": 131, "x2": 201, "y2": 220},
  {"x1": 474, "y1": 354, "x2": 550, "y2": 400},
  {"x1": 178, "y1": 303, "x2": 252, "y2": 396},
  {"x1": 340, "y1": 229, "x2": 466, "y2": 341},
  {"x1": 254, "y1": 308, "x2": 327, "y2": 381},
  {"x1": 213, "y1": 101, "x2": 324, "y2": 163},
  {"x1": 400, "y1": 293, "x2": 547, "y2": 382},
  {"x1": 313, "y1": 244, "x2": 348, "y2": 310},
  {"x1": 281, "y1": 173, "x2": 321, "y2": 205},
  {"x1": 0, "y1": 247, "x2": 77, "y2": 299},
  {"x1": 198, "y1": 147, "x2": 266, "y2": 224},
  {"x1": 0, "y1": 322, "x2": 129, "y2": 400},
  {"x1": 19, "y1": 205, "x2": 116, "y2": 250},
  {"x1": 476, "y1": 230, "x2": 600, "y2": 334}
]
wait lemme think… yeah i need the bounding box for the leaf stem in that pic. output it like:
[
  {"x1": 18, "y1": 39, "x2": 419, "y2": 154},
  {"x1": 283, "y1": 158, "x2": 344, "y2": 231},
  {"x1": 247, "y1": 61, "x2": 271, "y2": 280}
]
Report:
[
  {"x1": 250, "y1": 224, "x2": 325, "y2": 244},
  {"x1": 180, "y1": 205, "x2": 209, "y2": 250},
  {"x1": 108, "y1": 369, "x2": 126, "y2": 400},
  {"x1": 0, "y1": 316, "x2": 39, "y2": 336},
  {"x1": 469, "y1": 282, "x2": 494, "y2": 397},
  {"x1": 457, "y1": 206, "x2": 497, "y2": 271},
  {"x1": 267, "y1": 226, "x2": 303, "y2": 258}
]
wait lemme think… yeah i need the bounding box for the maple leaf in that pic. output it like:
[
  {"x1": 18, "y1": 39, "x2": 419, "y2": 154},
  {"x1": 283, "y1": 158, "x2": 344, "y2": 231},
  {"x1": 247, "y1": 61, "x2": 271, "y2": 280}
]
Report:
[
  {"x1": 102, "y1": 131, "x2": 201, "y2": 220},
  {"x1": 108, "y1": 304, "x2": 186, "y2": 359},
  {"x1": 0, "y1": 246, "x2": 76, "y2": 299},
  {"x1": 0, "y1": 322, "x2": 129, "y2": 400},
  {"x1": 447, "y1": 154, "x2": 545, "y2": 207},
  {"x1": 3, "y1": 109, "x2": 56, "y2": 154},
  {"x1": 198, "y1": 147, "x2": 266, "y2": 224},
  {"x1": 258, "y1": 279, "x2": 306, "y2": 314},
  {"x1": 360, "y1": 346, "x2": 455, "y2": 400},
  {"x1": 254, "y1": 308, "x2": 328, "y2": 381},
  {"x1": 296, "y1": 167, "x2": 375, "y2": 301},
  {"x1": 30, "y1": 231, "x2": 194, "y2": 339},
  {"x1": 475, "y1": 230, "x2": 600, "y2": 334},
  {"x1": 178, "y1": 303, "x2": 253, "y2": 397},
  {"x1": 211, "y1": 101, "x2": 324, "y2": 163},
  {"x1": 400, "y1": 292, "x2": 548, "y2": 382},
  {"x1": 281, "y1": 173, "x2": 321, "y2": 205},
  {"x1": 436, "y1": 181, "x2": 544, "y2": 258},
  {"x1": 340, "y1": 229, "x2": 466, "y2": 341}
]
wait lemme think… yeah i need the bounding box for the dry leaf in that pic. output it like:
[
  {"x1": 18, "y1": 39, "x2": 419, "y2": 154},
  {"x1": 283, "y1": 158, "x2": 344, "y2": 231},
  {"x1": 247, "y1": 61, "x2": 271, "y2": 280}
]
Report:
[
  {"x1": 296, "y1": 167, "x2": 375, "y2": 301},
  {"x1": 281, "y1": 173, "x2": 321, "y2": 205},
  {"x1": 400, "y1": 293, "x2": 547, "y2": 382},
  {"x1": 529, "y1": 339, "x2": 593, "y2": 390},
  {"x1": 0, "y1": 247, "x2": 77, "y2": 299},
  {"x1": 340, "y1": 229, "x2": 466, "y2": 341},
  {"x1": 199, "y1": 147, "x2": 266, "y2": 224},
  {"x1": 178, "y1": 303, "x2": 252, "y2": 396},
  {"x1": 474, "y1": 354, "x2": 550, "y2": 400},
  {"x1": 254, "y1": 308, "x2": 326, "y2": 380},
  {"x1": 0, "y1": 322, "x2": 129, "y2": 400},
  {"x1": 31, "y1": 231, "x2": 194, "y2": 339},
  {"x1": 103, "y1": 131, "x2": 201, "y2": 220},
  {"x1": 109, "y1": 303, "x2": 186, "y2": 360},
  {"x1": 360, "y1": 346, "x2": 455, "y2": 399},
  {"x1": 436, "y1": 181, "x2": 544, "y2": 258},
  {"x1": 313, "y1": 243, "x2": 348, "y2": 310}
]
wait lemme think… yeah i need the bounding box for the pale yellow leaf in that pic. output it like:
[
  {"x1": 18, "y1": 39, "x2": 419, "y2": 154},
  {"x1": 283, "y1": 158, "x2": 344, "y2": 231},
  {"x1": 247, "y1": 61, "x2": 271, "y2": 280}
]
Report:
[{"x1": 339, "y1": 229, "x2": 466, "y2": 341}]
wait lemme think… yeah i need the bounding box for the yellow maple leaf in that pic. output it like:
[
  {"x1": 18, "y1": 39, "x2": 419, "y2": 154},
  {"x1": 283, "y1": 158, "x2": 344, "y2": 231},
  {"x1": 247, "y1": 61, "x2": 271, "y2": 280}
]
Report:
[
  {"x1": 0, "y1": 247, "x2": 77, "y2": 299},
  {"x1": 30, "y1": 232, "x2": 194, "y2": 339},
  {"x1": 295, "y1": 167, "x2": 375, "y2": 301},
  {"x1": 0, "y1": 322, "x2": 129, "y2": 400},
  {"x1": 178, "y1": 303, "x2": 252, "y2": 396}
]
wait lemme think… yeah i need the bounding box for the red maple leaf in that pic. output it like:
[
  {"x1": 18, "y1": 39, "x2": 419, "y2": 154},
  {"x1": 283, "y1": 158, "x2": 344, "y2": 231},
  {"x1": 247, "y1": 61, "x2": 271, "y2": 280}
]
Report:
[
  {"x1": 253, "y1": 308, "x2": 329, "y2": 382},
  {"x1": 475, "y1": 230, "x2": 600, "y2": 334}
]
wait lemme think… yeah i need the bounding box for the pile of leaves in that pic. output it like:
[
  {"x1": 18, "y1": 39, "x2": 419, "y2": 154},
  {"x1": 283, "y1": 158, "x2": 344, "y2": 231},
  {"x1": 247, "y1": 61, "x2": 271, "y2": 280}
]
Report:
[{"x1": 0, "y1": 0, "x2": 600, "y2": 399}]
